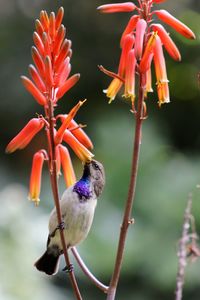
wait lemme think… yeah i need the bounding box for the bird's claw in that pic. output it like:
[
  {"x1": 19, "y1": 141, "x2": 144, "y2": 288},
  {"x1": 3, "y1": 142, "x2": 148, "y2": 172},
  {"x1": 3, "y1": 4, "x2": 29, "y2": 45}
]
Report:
[
  {"x1": 62, "y1": 263, "x2": 74, "y2": 273},
  {"x1": 49, "y1": 221, "x2": 65, "y2": 238},
  {"x1": 57, "y1": 221, "x2": 65, "y2": 231}
]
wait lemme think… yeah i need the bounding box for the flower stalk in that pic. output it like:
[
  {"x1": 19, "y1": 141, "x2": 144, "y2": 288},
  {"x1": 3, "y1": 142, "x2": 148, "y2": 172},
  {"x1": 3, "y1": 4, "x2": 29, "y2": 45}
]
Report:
[{"x1": 106, "y1": 72, "x2": 146, "y2": 300}]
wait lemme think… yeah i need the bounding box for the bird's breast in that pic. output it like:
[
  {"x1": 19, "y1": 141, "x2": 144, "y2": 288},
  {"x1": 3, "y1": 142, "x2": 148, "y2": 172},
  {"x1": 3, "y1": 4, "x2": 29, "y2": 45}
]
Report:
[{"x1": 48, "y1": 191, "x2": 97, "y2": 249}]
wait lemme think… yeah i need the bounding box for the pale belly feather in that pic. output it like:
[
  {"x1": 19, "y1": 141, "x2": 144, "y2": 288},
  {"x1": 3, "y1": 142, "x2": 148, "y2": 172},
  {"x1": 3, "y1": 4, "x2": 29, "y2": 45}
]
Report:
[{"x1": 48, "y1": 190, "x2": 97, "y2": 250}]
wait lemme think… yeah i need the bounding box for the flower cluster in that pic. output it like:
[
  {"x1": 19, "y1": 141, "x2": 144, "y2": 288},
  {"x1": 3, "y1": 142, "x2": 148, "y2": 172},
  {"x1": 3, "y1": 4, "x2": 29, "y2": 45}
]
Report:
[
  {"x1": 6, "y1": 7, "x2": 93, "y2": 205},
  {"x1": 98, "y1": 0, "x2": 196, "y2": 106}
]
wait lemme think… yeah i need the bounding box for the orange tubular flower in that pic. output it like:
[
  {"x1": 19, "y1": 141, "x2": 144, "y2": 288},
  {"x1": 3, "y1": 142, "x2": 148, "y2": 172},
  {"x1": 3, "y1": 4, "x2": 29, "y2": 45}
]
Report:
[
  {"x1": 103, "y1": 78, "x2": 123, "y2": 103},
  {"x1": 31, "y1": 46, "x2": 46, "y2": 79},
  {"x1": 6, "y1": 118, "x2": 44, "y2": 153},
  {"x1": 55, "y1": 6, "x2": 64, "y2": 30},
  {"x1": 63, "y1": 130, "x2": 94, "y2": 162},
  {"x1": 45, "y1": 56, "x2": 54, "y2": 87},
  {"x1": 151, "y1": 24, "x2": 181, "y2": 61},
  {"x1": 120, "y1": 15, "x2": 139, "y2": 48},
  {"x1": 123, "y1": 49, "x2": 136, "y2": 101},
  {"x1": 21, "y1": 76, "x2": 46, "y2": 105},
  {"x1": 55, "y1": 100, "x2": 86, "y2": 145},
  {"x1": 54, "y1": 57, "x2": 71, "y2": 86},
  {"x1": 56, "y1": 73, "x2": 80, "y2": 101},
  {"x1": 139, "y1": 32, "x2": 157, "y2": 73},
  {"x1": 55, "y1": 146, "x2": 61, "y2": 177},
  {"x1": 28, "y1": 64, "x2": 46, "y2": 93},
  {"x1": 154, "y1": 10, "x2": 196, "y2": 40},
  {"x1": 134, "y1": 19, "x2": 147, "y2": 61},
  {"x1": 97, "y1": 2, "x2": 136, "y2": 13},
  {"x1": 58, "y1": 144, "x2": 76, "y2": 187},
  {"x1": 118, "y1": 33, "x2": 135, "y2": 77},
  {"x1": 29, "y1": 150, "x2": 47, "y2": 206},
  {"x1": 54, "y1": 39, "x2": 71, "y2": 71},
  {"x1": 58, "y1": 115, "x2": 93, "y2": 149},
  {"x1": 33, "y1": 32, "x2": 45, "y2": 56},
  {"x1": 153, "y1": 36, "x2": 170, "y2": 105},
  {"x1": 145, "y1": 68, "x2": 153, "y2": 97}
]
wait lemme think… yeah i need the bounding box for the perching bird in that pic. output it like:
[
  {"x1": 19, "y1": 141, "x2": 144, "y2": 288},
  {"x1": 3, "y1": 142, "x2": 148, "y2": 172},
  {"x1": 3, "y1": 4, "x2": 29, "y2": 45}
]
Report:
[{"x1": 34, "y1": 159, "x2": 105, "y2": 275}]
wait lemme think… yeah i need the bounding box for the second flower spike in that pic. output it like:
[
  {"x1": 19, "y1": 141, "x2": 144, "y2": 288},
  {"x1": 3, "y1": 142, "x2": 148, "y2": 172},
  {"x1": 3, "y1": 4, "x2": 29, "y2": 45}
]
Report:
[{"x1": 98, "y1": 0, "x2": 196, "y2": 106}]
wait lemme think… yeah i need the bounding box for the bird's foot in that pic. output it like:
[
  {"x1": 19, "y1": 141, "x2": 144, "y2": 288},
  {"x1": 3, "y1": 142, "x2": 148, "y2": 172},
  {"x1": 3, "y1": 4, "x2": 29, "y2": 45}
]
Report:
[
  {"x1": 49, "y1": 221, "x2": 65, "y2": 238},
  {"x1": 62, "y1": 263, "x2": 74, "y2": 273},
  {"x1": 57, "y1": 221, "x2": 65, "y2": 231}
]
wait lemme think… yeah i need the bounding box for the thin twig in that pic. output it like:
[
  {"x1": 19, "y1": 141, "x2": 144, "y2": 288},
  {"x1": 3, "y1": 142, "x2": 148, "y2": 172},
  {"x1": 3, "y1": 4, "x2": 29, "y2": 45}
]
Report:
[
  {"x1": 71, "y1": 247, "x2": 109, "y2": 293},
  {"x1": 47, "y1": 98, "x2": 82, "y2": 300},
  {"x1": 175, "y1": 193, "x2": 192, "y2": 300},
  {"x1": 106, "y1": 72, "x2": 146, "y2": 300}
]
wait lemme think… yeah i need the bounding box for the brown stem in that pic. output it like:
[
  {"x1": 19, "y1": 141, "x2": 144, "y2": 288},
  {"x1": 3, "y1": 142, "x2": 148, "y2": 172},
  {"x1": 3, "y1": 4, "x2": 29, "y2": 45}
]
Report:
[
  {"x1": 71, "y1": 247, "x2": 109, "y2": 293},
  {"x1": 106, "y1": 72, "x2": 145, "y2": 300},
  {"x1": 175, "y1": 193, "x2": 192, "y2": 300},
  {"x1": 47, "y1": 98, "x2": 82, "y2": 300}
]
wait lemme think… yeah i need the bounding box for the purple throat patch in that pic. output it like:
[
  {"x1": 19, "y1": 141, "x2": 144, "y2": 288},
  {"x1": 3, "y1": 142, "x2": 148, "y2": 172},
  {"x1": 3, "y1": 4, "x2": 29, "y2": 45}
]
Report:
[{"x1": 73, "y1": 179, "x2": 91, "y2": 199}]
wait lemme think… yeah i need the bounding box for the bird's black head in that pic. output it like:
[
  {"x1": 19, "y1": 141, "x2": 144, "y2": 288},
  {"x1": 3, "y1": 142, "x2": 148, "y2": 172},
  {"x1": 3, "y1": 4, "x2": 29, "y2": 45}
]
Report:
[{"x1": 82, "y1": 160, "x2": 105, "y2": 197}]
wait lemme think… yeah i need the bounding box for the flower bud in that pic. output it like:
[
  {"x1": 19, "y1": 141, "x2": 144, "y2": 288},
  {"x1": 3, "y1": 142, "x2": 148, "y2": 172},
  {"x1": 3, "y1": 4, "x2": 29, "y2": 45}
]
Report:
[
  {"x1": 55, "y1": 100, "x2": 86, "y2": 144},
  {"x1": 55, "y1": 7, "x2": 64, "y2": 31},
  {"x1": 118, "y1": 34, "x2": 135, "y2": 77},
  {"x1": 28, "y1": 64, "x2": 46, "y2": 93},
  {"x1": 21, "y1": 76, "x2": 46, "y2": 105},
  {"x1": 153, "y1": 36, "x2": 170, "y2": 105},
  {"x1": 120, "y1": 15, "x2": 139, "y2": 48},
  {"x1": 134, "y1": 19, "x2": 147, "y2": 60},
  {"x1": 56, "y1": 73, "x2": 80, "y2": 101},
  {"x1": 59, "y1": 144, "x2": 76, "y2": 187},
  {"x1": 151, "y1": 24, "x2": 181, "y2": 61},
  {"x1": 154, "y1": 9, "x2": 196, "y2": 39},
  {"x1": 97, "y1": 2, "x2": 136, "y2": 13},
  {"x1": 140, "y1": 32, "x2": 157, "y2": 73},
  {"x1": 123, "y1": 49, "x2": 136, "y2": 101},
  {"x1": 6, "y1": 118, "x2": 44, "y2": 153},
  {"x1": 63, "y1": 130, "x2": 94, "y2": 162},
  {"x1": 28, "y1": 150, "x2": 47, "y2": 206},
  {"x1": 58, "y1": 114, "x2": 93, "y2": 149}
]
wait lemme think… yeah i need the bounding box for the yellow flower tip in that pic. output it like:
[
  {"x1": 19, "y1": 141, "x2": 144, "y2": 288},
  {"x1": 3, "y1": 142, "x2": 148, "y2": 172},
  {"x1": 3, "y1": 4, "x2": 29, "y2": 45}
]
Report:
[
  {"x1": 157, "y1": 80, "x2": 170, "y2": 105},
  {"x1": 57, "y1": 170, "x2": 62, "y2": 178},
  {"x1": 104, "y1": 78, "x2": 123, "y2": 103},
  {"x1": 122, "y1": 93, "x2": 136, "y2": 101},
  {"x1": 156, "y1": 79, "x2": 169, "y2": 85},
  {"x1": 80, "y1": 99, "x2": 87, "y2": 106},
  {"x1": 108, "y1": 97, "x2": 115, "y2": 104},
  {"x1": 63, "y1": 130, "x2": 94, "y2": 163},
  {"x1": 28, "y1": 194, "x2": 40, "y2": 206},
  {"x1": 103, "y1": 88, "x2": 115, "y2": 103},
  {"x1": 85, "y1": 155, "x2": 94, "y2": 163},
  {"x1": 103, "y1": 88, "x2": 107, "y2": 94},
  {"x1": 158, "y1": 99, "x2": 170, "y2": 108},
  {"x1": 82, "y1": 151, "x2": 95, "y2": 163}
]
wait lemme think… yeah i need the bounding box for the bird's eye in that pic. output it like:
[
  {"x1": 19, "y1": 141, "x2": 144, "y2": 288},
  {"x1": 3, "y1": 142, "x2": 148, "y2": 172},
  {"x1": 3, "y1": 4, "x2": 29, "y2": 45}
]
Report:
[{"x1": 93, "y1": 162, "x2": 100, "y2": 170}]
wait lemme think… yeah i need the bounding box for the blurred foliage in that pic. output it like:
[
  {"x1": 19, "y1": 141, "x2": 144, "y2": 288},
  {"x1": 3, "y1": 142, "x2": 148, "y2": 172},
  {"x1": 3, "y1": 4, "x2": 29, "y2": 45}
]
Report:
[{"x1": 0, "y1": 0, "x2": 200, "y2": 299}]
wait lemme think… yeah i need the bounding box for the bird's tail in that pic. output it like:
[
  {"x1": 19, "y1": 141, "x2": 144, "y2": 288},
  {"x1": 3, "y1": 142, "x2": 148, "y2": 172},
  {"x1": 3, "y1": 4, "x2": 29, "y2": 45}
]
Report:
[{"x1": 34, "y1": 250, "x2": 60, "y2": 275}]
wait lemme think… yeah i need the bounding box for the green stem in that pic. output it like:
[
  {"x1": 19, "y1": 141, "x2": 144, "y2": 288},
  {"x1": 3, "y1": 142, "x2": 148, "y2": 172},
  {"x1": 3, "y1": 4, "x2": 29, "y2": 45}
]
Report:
[{"x1": 106, "y1": 72, "x2": 145, "y2": 300}]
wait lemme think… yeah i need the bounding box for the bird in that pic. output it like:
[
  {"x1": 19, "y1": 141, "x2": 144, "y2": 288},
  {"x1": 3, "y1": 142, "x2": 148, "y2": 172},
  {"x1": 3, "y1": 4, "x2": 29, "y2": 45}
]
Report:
[{"x1": 34, "y1": 159, "x2": 105, "y2": 275}]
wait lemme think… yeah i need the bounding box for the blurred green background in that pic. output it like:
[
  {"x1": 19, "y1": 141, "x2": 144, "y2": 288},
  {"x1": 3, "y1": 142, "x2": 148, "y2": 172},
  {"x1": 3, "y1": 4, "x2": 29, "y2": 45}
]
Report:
[{"x1": 0, "y1": 0, "x2": 200, "y2": 299}]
